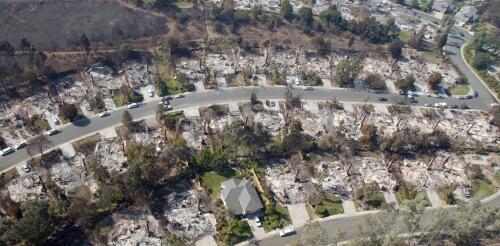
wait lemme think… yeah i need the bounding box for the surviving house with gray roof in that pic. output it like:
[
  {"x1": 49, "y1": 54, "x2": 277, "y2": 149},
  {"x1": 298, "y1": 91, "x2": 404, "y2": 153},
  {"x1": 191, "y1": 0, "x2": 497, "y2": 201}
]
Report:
[
  {"x1": 220, "y1": 178, "x2": 263, "y2": 215},
  {"x1": 432, "y1": 0, "x2": 452, "y2": 14},
  {"x1": 455, "y1": 6, "x2": 478, "y2": 26}
]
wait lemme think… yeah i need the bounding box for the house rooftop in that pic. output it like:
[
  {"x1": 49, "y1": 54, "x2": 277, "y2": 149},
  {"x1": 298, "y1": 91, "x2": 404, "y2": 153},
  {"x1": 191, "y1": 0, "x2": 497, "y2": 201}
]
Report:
[{"x1": 220, "y1": 178, "x2": 263, "y2": 215}]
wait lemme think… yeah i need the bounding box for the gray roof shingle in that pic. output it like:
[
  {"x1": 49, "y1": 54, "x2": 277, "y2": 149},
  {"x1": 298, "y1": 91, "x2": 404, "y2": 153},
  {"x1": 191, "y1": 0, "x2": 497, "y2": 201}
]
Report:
[{"x1": 220, "y1": 178, "x2": 263, "y2": 215}]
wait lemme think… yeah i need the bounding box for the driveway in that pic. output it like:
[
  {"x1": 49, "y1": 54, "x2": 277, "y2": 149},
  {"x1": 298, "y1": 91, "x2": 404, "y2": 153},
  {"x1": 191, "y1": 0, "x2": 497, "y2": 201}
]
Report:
[{"x1": 287, "y1": 203, "x2": 310, "y2": 227}]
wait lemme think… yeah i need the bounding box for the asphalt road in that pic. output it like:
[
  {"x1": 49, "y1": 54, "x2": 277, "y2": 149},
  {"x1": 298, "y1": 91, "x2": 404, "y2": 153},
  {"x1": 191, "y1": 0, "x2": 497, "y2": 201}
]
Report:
[
  {"x1": 0, "y1": 86, "x2": 490, "y2": 171},
  {"x1": 259, "y1": 195, "x2": 500, "y2": 246},
  {"x1": 392, "y1": 4, "x2": 498, "y2": 107}
]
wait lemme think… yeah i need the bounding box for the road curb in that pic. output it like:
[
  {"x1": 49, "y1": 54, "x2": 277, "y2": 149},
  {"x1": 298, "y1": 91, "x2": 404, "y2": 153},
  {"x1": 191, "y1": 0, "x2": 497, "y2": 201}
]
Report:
[{"x1": 460, "y1": 44, "x2": 500, "y2": 103}]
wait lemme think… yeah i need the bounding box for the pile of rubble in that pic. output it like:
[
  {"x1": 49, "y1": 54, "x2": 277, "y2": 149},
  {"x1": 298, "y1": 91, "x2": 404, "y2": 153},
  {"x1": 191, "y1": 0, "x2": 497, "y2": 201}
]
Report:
[
  {"x1": 55, "y1": 79, "x2": 88, "y2": 105},
  {"x1": 401, "y1": 152, "x2": 469, "y2": 189},
  {"x1": 106, "y1": 210, "x2": 162, "y2": 246},
  {"x1": 358, "y1": 157, "x2": 397, "y2": 190},
  {"x1": 7, "y1": 171, "x2": 46, "y2": 202},
  {"x1": 49, "y1": 154, "x2": 98, "y2": 194},
  {"x1": 264, "y1": 160, "x2": 308, "y2": 204},
  {"x1": 252, "y1": 110, "x2": 285, "y2": 136},
  {"x1": 316, "y1": 161, "x2": 352, "y2": 195},
  {"x1": 95, "y1": 137, "x2": 127, "y2": 174},
  {"x1": 399, "y1": 51, "x2": 459, "y2": 91},
  {"x1": 163, "y1": 190, "x2": 215, "y2": 244},
  {"x1": 122, "y1": 61, "x2": 155, "y2": 87}
]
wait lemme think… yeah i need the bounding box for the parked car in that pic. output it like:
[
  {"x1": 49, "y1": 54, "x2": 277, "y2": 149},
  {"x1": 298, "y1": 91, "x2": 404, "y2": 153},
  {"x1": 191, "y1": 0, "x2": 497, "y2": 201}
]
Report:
[
  {"x1": 466, "y1": 95, "x2": 473, "y2": 99},
  {"x1": 424, "y1": 103, "x2": 431, "y2": 107},
  {"x1": 254, "y1": 217, "x2": 262, "y2": 228},
  {"x1": 461, "y1": 104, "x2": 470, "y2": 109},
  {"x1": 456, "y1": 96, "x2": 466, "y2": 100},
  {"x1": 148, "y1": 88, "x2": 154, "y2": 97},
  {"x1": 14, "y1": 141, "x2": 27, "y2": 150},
  {"x1": 21, "y1": 164, "x2": 30, "y2": 173},
  {"x1": 0, "y1": 147, "x2": 14, "y2": 156},
  {"x1": 174, "y1": 94, "x2": 185, "y2": 98},
  {"x1": 162, "y1": 96, "x2": 173, "y2": 101},
  {"x1": 46, "y1": 129, "x2": 60, "y2": 136},
  {"x1": 451, "y1": 104, "x2": 459, "y2": 109},
  {"x1": 378, "y1": 97, "x2": 388, "y2": 101},
  {"x1": 491, "y1": 103, "x2": 499, "y2": 107},
  {"x1": 127, "y1": 103, "x2": 139, "y2": 109},
  {"x1": 303, "y1": 85, "x2": 313, "y2": 91},
  {"x1": 163, "y1": 104, "x2": 172, "y2": 111},
  {"x1": 99, "y1": 111, "x2": 110, "y2": 117},
  {"x1": 279, "y1": 227, "x2": 295, "y2": 237}
]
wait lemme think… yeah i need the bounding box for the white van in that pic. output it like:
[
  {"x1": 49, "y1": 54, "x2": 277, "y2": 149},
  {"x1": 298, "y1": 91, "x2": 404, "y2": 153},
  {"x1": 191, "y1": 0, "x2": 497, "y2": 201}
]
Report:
[{"x1": 0, "y1": 147, "x2": 14, "y2": 156}]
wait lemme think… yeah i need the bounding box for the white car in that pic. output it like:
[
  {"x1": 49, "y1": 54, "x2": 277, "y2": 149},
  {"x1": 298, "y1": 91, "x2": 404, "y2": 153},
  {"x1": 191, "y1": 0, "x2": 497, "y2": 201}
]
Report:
[
  {"x1": 279, "y1": 227, "x2": 295, "y2": 237},
  {"x1": 254, "y1": 217, "x2": 262, "y2": 228},
  {"x1": 148, "y1": 89, "x2": 154, "y2": 97},
  {"x1": 127, "y1": 103, "x2": 139, "y2": 109},
  {"x1": 303, "y1": 85, "x2": 313, "y2": 91},
  {"x1": 21, "y1": 164, "x2": 30, "y2": 173},
  {"x1": 174, "y1": 94, "x2": 185, "y2": 98},
  {"x1": 491, "y1": 103, "x2": 499, "y2": 107},
  {"x1": 14, "y1": 141, "x2": 27, "y2": 150},
  {"x1": 0, "y1": 147, "x2": 14, "y2": 156},
  {"x1": 99, "y1": 111, "x2": 110, "y2": 118},
  {"x1": 46, "y1": 129, "x2": 59, "y2": 136}
]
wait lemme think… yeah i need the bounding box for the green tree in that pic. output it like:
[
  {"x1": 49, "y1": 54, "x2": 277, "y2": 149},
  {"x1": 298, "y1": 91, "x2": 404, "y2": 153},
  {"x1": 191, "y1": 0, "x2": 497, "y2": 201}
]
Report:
[
  {"x1": 221, "y1": 119, "x2": 271, "y2": 159},
  {"x1": 426, "y1": 72, "x2": 442, "y2": 92},
  {"x1": 473, "y1": 52, "x2": 492, "y2": 70},
  {"x1": 334, "y1": 57, "x2": 363, "y2": 88},
  {"x1": 297, "y1": 7, "x2": 313, "y2": 28},
  {"x1": 395, "y1": 75, "x2": 416, "y2": 93},
  {"x1": 407, "y1": 28, "x2": 425, "y2": 50},
  {"x1": 387, "y1": 40, "x2": 403, "y2": 59},
  {"x1": 122, "y1": 110, "x2": 133, "y2": 129},
  {"x1": 280, "y1": 0, "x2": 294, "y2": 20},
  {"x1": 295, "y1": 221, "x2": 343, "y2": 246},
  {"x1": 436, "y1": 31, "x2": 448, "y2": 51},
  {"x1": 15, "y1": 200, "x2": 57, "y2": 245},
  {"x1": 80, "y1": 33, "x2": 90, "y2": 56},
  {"x1": 364, "y1": 73, "x2": 387, "y2": 91},
  {"x1": 68, "y1": 198, "x2": 99, "y2": 231}
]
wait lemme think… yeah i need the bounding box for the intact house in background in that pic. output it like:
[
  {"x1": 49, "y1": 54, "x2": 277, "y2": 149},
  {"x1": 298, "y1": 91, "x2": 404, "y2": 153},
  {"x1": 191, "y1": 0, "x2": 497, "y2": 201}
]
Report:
[
  {"x1": 455, "y1": 6, "x2": 478, "y2": 27},
  {"x1": 432, "y1": 0, "x2": 452, "y2": 14},
  {"x1": 220, "y1": 178, "x2": 263, "y2": 216}
]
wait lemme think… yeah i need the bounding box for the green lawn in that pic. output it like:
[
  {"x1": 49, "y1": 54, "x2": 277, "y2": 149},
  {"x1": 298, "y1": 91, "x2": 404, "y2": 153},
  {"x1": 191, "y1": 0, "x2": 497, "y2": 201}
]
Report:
[
  {"x1": 313, "y1": 194, "x2": 344, "y2": 218},
  {"x1": 34, "y1": 119, "x2": 51, "y2": 131},
  {"x1": 154, "y1": 52, "x2": 187, "y2": 95},
  {"x1": 201, "y1": 170, "x2": 236, "y2": 200},
  {"x1": 355, "y1": 192, "x2": 386, "y2": 211},
  {"x1": 395, "y1": 192, "x2": 431, "y2": 207},
  {"x1": 72, "y1": 133, "x2": 102, "y2": 155},
  {"x1": 263, "y1": 202, "x2": 291, "y2": 232},
  {"x1": 472, "y1": 179, "x2": 496, "y2": 200},
  {"x1": 423, "y1": 51, "x2": 442, "y2": 63},
  {"x1": 398, "y1": 31, "x2": 411, "y2": 42},
  {"x1": 450, "y1": 85, "x2": 470, "y2": 95}
]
